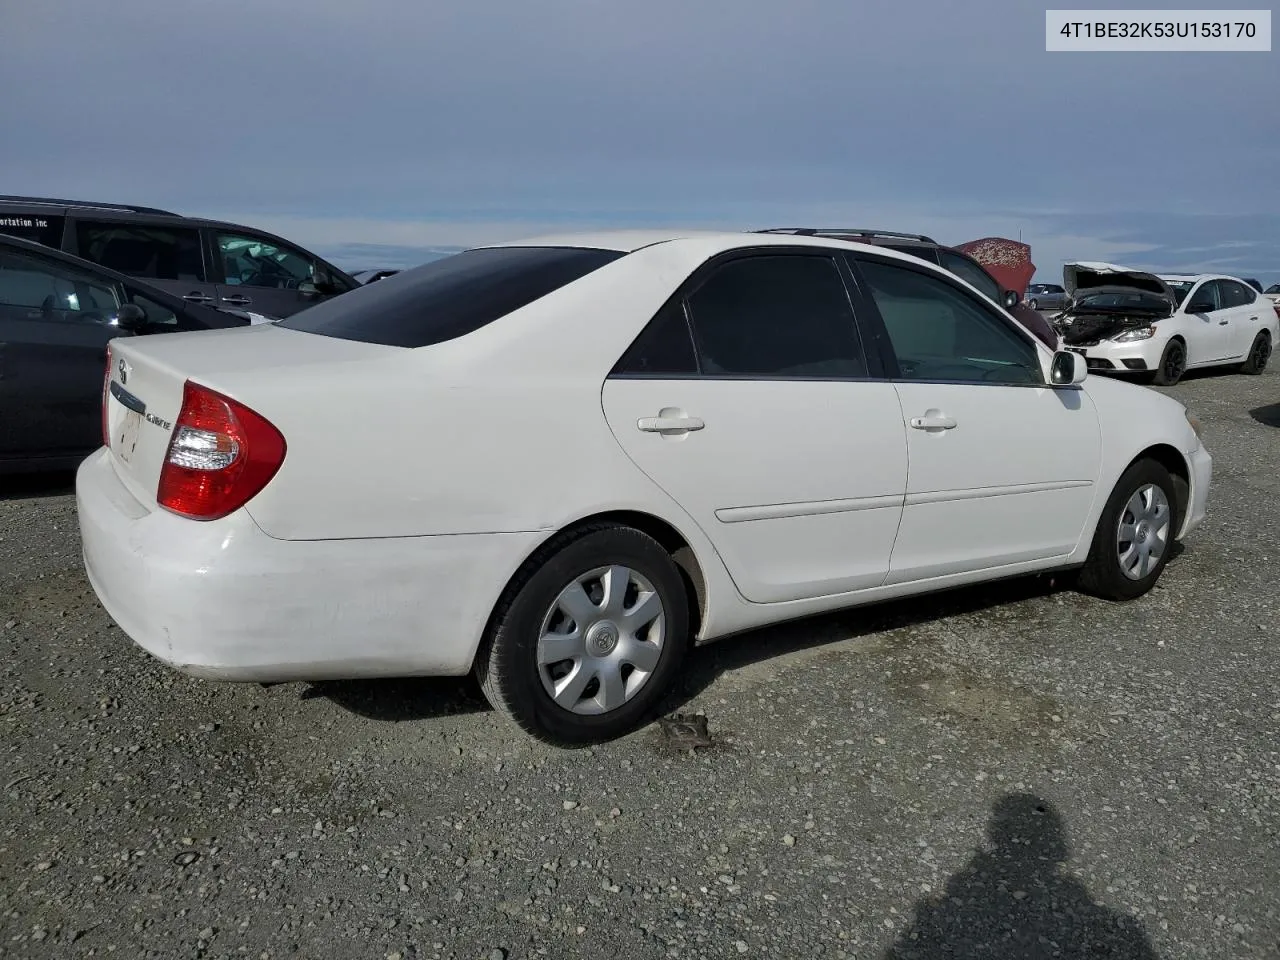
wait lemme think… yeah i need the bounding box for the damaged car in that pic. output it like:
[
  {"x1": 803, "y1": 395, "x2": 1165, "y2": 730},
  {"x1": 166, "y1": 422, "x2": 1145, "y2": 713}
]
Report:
[{"x1": 1053, "y1": 262, "x2": 1276, "y2": 386}]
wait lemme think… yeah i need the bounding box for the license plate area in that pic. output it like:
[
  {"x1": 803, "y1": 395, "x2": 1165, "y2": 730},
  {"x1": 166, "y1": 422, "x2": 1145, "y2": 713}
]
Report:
[{"x1": 117, "y1": 409, "x2": 143, "y2": 464}]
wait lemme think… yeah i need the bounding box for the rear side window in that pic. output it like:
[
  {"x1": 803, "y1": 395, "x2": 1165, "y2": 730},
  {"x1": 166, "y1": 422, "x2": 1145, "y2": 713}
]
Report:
[
  {"x1": 683, "y1": 254, "x2": 866, "y2": 378},
  {"x1": 0, "y1": 212, "x2": 65, "y2": 249},
  {"x1": 278, "y1": 246, "x2": 625, "y2": 347},
  {"x1": 75, "y1": 221, "x2": 205, "y2": 281},
  {"x1": 1220, "y1": 279, "x2": 1255, "y2": 307}
]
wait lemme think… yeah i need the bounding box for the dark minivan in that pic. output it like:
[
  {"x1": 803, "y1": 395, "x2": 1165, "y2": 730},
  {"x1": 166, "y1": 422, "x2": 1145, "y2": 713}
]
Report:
[{"x1": 0, "y1": 195, "x2": 358, "y2": 319}]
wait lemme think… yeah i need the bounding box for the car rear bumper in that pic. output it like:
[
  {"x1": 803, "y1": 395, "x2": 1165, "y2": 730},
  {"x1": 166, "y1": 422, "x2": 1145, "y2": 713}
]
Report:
[{"x1": 75, "y1": 448, "x2": 539, "y2": 682}]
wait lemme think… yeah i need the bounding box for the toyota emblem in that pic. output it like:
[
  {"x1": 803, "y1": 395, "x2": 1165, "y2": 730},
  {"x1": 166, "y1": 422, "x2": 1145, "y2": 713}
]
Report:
[{"x1": 117, "y1": 357, "x2": 128, "y2": 385}]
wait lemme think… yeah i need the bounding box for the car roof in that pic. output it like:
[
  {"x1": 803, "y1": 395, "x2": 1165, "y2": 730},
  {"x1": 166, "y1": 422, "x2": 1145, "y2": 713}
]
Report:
[{"x1": 479, "y1": 228, "x2": 930, "y2": 258}]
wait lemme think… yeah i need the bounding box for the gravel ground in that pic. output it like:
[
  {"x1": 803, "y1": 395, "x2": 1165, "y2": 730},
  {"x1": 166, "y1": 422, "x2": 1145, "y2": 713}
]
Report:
[{"x1": 2, "y1": 367, "x2": 1278, "y2": 960}]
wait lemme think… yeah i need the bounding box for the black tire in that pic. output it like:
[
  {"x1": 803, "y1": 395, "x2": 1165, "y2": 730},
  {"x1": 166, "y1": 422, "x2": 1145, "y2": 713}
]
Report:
[
  {"x1": 1151, "y1": 339, "x2": 1186, "y2": 386},
  {"x1": 475, "y1": 523, "x2": 690, "y2": 746},
  {"x1": 1075, "y1": 458, "x2": 1180, "y2": 601},
  {"x1": 1239, "y1": 331, "x2": 1272, "y2": 375}
]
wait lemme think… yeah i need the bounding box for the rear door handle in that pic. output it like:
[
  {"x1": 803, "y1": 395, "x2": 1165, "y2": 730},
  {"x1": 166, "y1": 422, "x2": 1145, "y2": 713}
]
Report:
[
  {"x1": 637, "y1": 416, "x2": 704, "y2": 433},
  {"x1": 1249, "y1": 316, "x2": 1258, "y2": 321},
  {"x1": 910, "y1": 415, "x2": 957, "y2": 430},
  {"x1": 1219, "y1": 319, "x2": 1229, "y2": 325},
  {"x1": 182, "y1": 292, "x2": 214, "y2": 303},
  {"x1": 221, "y1": 295, "x2": 253, "y2": 306}
]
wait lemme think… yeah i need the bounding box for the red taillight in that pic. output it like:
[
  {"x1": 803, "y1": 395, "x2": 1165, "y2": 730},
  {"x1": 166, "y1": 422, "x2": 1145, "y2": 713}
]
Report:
[
  {"x1": 102, "y1": 345, "x2": 112, "y2": 447},
  {"x1": 157, "y1": 380, "x2": 286, "y2": 521}
]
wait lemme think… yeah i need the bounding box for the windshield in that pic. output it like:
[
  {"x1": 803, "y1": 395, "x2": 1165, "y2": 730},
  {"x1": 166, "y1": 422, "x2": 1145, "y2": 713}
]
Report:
[
  {"x1": 1266, "y1": 284, "x2": 1280, "y2": 294},
  {"x1": 277, "y1": 246, "x2": 626, "y2": 347},
  {"x1": 1164, "y1": 281, "x2": 1194, "y2": 306}
]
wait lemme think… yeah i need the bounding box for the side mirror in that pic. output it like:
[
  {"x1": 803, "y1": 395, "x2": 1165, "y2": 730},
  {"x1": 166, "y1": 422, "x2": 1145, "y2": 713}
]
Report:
[
  {"x1": 1050, "y1": 349, "x2": 1087, "y2": 385},
  {"x1": 1003, "y1": 289, "x2": 1020, "y2": 309},
  {"x1": 1186, "y1": 300, "x2": 1214, "y2": 314},
  {"x1": 298, "y1": 280, "x2": 321, "y2": 298},
  {"x1": 114, "y1": 303, "x2": 148, "y2": 332}
]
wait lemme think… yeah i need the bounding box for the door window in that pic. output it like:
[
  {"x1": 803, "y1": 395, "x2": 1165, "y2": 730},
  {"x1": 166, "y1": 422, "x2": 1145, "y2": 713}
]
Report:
[
  {"x1": 938, "y1": 250, "x2": 1003, "y2": 303},
  {"x1": 0, "y1": 250, "x2": 121, "y2": 322},
  {"x1": 128, "y1": 290, "x2": 179, "y2": 326},
  {"x1": 1219, "y1": 279, "x2": 1256, "y2": 308},
  {"x1": 856, "y1": 258, "x2": 1042, "y2": 385},
  {"x1": 0, "y1": 212, "x2": 65, "y2": 248},
  {"x1": 682, "y1": 254, "x2": 867, "y2": 378},
  {"x1": 217, "y1": 232, "x2": 316, "y2": 289},
  {"x1": 75, "y1": 221, "x2": 204, "y2": 281},
  {"x1": 612, "y1": 300, "x2": 699, "y2": 376},
  {"x1": 1186, "y1": 280, "x2": 1221, "y2": 312}
]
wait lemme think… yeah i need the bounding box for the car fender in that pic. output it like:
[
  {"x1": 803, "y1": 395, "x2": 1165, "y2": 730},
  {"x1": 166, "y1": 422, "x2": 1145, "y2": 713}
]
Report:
[{"x1": 1068, "y1": 375, "x2": 1201, "y2": 560}]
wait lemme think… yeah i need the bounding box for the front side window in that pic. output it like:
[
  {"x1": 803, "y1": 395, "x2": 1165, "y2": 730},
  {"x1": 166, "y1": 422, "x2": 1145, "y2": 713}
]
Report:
[
  {"x1": 1186, "y1": 280, "x2": 1221, "y2": 312},
  {"x1": 938, "y1": 250, "x2": 1003, "y2": 303},
  {"x1": 857, "y1": 258, "x2": 1042, "y2": 385},
  {"x1": 128, "y1": 290, "x2": 179, "y2": 326},
  {"x1": 75, "y1": 221, "x2": 204, "y2": 281},
  {"x1": 683, "y1": 254, "x2": 866, "y2": 379},
  {"x1": 217, "y1": 232, "x2": 316, "y2": 289},
  {"x1": 278, "y1": 246, "x2": 626, "y2": 348},
  {"x1": 0, "y1": 250, "x2": 121, "y2": 321}
]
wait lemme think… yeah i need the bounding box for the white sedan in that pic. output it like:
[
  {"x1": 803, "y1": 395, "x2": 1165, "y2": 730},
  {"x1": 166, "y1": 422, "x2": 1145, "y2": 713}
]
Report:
[
  {"x1": 78, "y1": 231, "x2": 1212, "y2": 744},
  {"x1": 1055, "y1": 263, "x2": 1277, "y2": 385}
]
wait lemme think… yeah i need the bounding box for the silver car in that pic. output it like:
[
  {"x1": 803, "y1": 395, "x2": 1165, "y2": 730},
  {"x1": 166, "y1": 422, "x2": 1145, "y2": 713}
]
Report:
[{"x1": 1026, "y1": 283, "x2": 1068, "y2": 311}]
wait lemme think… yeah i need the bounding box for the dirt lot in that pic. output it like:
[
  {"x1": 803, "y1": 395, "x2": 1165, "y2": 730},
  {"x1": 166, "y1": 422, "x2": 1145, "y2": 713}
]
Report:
[{"x1": 2, "y1": 368, "x2": 1278, "y2": 960}]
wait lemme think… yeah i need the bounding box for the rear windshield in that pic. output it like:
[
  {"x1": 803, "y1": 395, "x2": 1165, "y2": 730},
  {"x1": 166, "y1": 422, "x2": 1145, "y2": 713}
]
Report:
[{"x1": 278, "y1": 245, "x2": 626, "y2": 347}]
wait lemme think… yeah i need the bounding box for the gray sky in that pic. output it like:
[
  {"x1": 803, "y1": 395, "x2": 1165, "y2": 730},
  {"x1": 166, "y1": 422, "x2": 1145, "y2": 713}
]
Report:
[{"x1": 2, "y1": 0, "x2": 1276, "y2": 280}]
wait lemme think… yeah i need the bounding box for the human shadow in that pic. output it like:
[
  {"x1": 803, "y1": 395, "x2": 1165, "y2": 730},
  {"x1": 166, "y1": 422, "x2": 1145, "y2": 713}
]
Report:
[
  {"x1": 1250, "y1": 403, "x2": 1280, "y2": 428},
  {"x1": 885, "y1": 793, "x2": 1159, "y2": 960}
]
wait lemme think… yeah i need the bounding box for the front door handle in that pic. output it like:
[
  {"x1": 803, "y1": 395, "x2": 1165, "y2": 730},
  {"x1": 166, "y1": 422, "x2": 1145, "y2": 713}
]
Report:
[
  {"x1": 637, "y1": 415, "x2": 704, "y2": 433},
  {"x1": 221, "y1": 294, "x2": 253, "y2": 306},
  {"x1": 1219, "y1": 319, "x2": 1229, "y2": 325},
  {"x1": 182, "y1": 292, "x2": 214, "y2": 303},
  {"x1": 909, "y1": 415, "x2": 957, "y2": 430}
]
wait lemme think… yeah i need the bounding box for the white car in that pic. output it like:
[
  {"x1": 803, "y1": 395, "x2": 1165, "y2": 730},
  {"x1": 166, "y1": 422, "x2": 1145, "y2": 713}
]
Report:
[
  {"x1": 77, "y1": 231, "x2": 1213, "y2": 744},
  {"x1": 1055, "y1": 263, "x2": 1277, "y2": 385}
]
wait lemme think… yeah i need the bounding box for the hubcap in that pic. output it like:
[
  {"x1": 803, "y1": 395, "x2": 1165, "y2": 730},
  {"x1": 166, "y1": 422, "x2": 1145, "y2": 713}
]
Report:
[
  {"x1": 1116, "y1": 483, "x2": 1171, "y2": 581},
  {"x1": 1165, "y1": 346, "x2": 1184, "y2": 380},
  {"x1": 536, "y1": 565, "x2": 666, "y2": 716}
]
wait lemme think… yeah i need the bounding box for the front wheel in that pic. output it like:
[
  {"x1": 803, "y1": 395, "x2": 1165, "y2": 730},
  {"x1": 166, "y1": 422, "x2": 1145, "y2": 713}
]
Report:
[
  {"x1": 1151, "y1": 339, "x2": 1186, "y2": 386},
  {"x1": 475, "y1": 524, "x2": 691, "y2": 745},
  {"x1": 1239, "y1": 331, "x2": 1271, "y2": 375},
  {"x1": 1075, "y1": 459, "x2": 1179, "y2": 601},
  {"x1": 1028, "y1": 299, "x2": 1039, "y2": 311}
]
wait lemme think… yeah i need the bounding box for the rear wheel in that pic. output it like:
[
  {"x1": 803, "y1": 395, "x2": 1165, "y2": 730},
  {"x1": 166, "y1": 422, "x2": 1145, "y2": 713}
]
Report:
[
  {"x1": 1075, "y1": 458, "x2": 1179, "y2": 601},
  {"x1": 1239, "y1": 331, "x2": 1271, "y2": 375},
  {"x1": 1151, "y1": 339, "x2": 1186, "y2": 386},
  {"x1": 1028, "y1": 298, "x2": 1039, "y2": 311},
  {"x1": 475, "y1": 524, "x2": 690, "y2": 745}
]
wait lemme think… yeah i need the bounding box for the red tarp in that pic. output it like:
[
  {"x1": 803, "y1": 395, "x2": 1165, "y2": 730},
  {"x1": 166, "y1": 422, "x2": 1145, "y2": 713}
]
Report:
[{"x1": 953, "y1": 237, "x2": 1036, "y2": 294}]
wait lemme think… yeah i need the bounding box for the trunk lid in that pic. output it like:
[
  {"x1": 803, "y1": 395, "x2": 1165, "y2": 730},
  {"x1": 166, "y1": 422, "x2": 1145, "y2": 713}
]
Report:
[{"x1": 104, "y1": 323, "x2": 398, "y2": 509}]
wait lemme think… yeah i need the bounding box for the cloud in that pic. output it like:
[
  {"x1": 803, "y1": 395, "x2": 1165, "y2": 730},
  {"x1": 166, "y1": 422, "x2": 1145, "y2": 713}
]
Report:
[{"x1": 2, "y1": 0, "x2": 1275, "y2": 283}]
